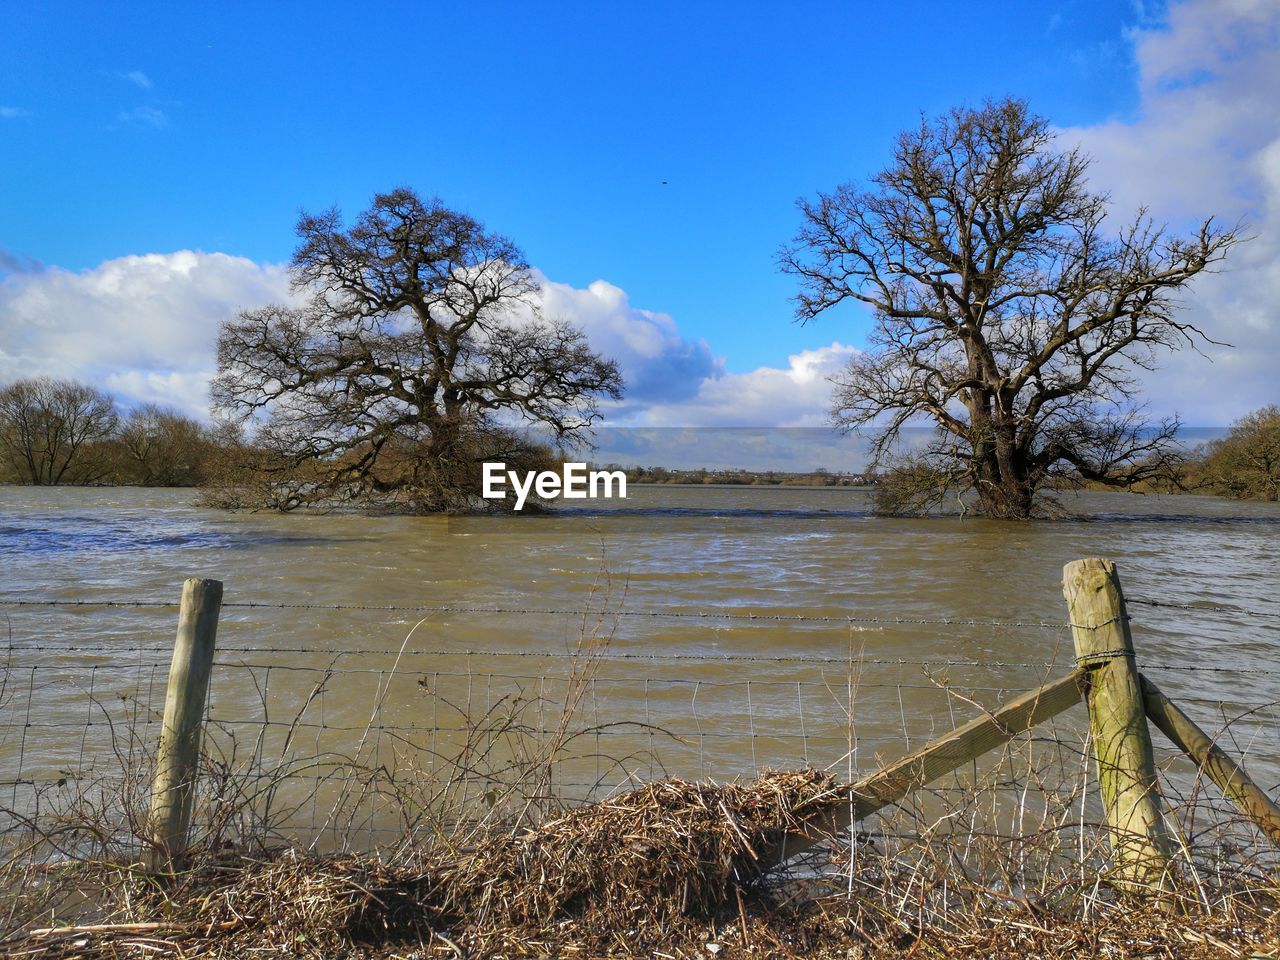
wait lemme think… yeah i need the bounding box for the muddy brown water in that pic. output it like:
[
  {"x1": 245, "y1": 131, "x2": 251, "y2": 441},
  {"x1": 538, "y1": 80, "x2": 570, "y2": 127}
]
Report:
[{"x1": 1, "y1": 485, "x2": 1278, "y2": 848}]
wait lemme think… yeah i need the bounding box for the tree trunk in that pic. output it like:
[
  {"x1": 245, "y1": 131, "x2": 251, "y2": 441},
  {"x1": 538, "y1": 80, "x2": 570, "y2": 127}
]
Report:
[
  {"x1": 972, "y1": 422, "x2": 1035, "y2": 519},
  {"x1": 976, "y1": 473, "x2": 1035, "y2": 519}
]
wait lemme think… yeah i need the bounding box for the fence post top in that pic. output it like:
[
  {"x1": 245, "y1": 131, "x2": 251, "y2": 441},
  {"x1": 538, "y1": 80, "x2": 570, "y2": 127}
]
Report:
[
  {"x1": 1063, "y1": 559, "x2": 1126, "y2": 607},
  {"x1": 1063, "y1": 558, "x2": 1135, "y2": 661},
  {"x1": 182, "y1": 578, "x2": 224, "y2": 602},
  {"x1": 1063, "y1": 557, "x2": 1117, "y2": 578}
]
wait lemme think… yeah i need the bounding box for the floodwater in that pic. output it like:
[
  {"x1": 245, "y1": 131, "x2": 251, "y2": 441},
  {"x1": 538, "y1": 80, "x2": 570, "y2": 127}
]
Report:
[{"x1": 1, "y1": 485, "x2": 1278, "y2": 845}]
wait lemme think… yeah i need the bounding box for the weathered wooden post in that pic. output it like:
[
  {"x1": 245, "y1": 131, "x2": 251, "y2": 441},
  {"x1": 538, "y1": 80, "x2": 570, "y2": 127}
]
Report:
[
  {"x1": 148, "y1": 577, "x2": 222, "y2": 871},
  {"x1": 1063, "y1": 558, "x2": 1171, "y2": 896}
]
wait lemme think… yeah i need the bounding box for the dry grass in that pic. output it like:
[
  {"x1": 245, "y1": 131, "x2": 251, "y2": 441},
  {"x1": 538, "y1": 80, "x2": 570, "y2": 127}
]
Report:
[
  {"x1": 5, "y1": 771, "x2": 846, "y2": 958},
  {"x1": 5, "y1": 612, "x2": 1280, "y2": 958},
  {"x1": 7, "y1": 767, "x2": 1280, "y2": 959},
  {"x1": 6, "y1": 751, "x2": 1280, "y2": 958}
]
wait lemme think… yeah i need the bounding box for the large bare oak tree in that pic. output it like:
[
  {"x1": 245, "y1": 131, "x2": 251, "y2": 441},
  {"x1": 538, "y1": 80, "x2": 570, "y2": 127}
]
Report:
[
  {"x1": 211, "y1": 189, "x2": 622, "y2": 511},
  {"x1": 781, "y1": 99, "x2": 1240, "y2": 518}
]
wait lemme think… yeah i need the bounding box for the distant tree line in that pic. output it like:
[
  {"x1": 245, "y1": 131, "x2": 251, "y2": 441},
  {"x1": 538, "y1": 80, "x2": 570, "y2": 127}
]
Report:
[
  {"x1": 625, "y1": 466, "x2": 875, "y2": 487},
  {"x1": 2, "y1": 374, "x2": 1275, "y2": 504},
  {"x1": 1184, "y1": 405, "x2": 1280, "y2": 502},
  {"x1": 0, "y1": 376, "x2": 225, "y2": 487}
]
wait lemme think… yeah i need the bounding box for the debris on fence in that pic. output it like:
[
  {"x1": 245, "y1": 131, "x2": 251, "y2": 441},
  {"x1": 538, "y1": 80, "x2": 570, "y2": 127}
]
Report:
[
  {"x1": 10, "y1": 770, "x2": 845, "y2": 958},
  {"x1": 13, "y1": 773, "x2": 1280, "y2": 960},
  {"x1": 437, "y1": 768, "x2": 838, "y2": 934}
]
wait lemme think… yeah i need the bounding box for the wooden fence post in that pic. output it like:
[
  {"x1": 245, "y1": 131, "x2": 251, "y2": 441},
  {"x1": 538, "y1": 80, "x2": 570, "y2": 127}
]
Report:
[
  {"x1": 1063, "y1": 558, "x2": 1170, "y2": 896},
  {"x1": 148, "y1": 577, "x2": 222, "y2": 871}
]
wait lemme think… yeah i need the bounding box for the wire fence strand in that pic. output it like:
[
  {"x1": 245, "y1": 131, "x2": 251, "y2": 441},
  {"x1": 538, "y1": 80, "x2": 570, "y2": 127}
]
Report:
[
  {"x1": 0, "y1": 596, "x2": 1084, "y2": 628},
  {"x1": 3, "y1": 590, "x2": 1278, "y2": 861}
]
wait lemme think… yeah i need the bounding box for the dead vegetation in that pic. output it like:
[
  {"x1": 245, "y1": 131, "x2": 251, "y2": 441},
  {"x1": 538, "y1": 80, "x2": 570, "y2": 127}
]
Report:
[
  {"x1": 4, "y1": 609, "x2": 1280, "y2": 958},
  {"x1": 6, "y1": 761, "x2": 1280, "y2": 959},
  {"x1": 7, "y1": 771, "x2": 845, "y2": 958}
]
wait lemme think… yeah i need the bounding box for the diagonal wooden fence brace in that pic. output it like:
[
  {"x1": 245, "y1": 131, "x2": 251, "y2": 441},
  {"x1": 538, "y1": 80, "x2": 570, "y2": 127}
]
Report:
[
  {"x1": 1140, "y1": 673, "x2": 1280, "y2": 847},
  {"x1": 765, "y1": 668, "x2": 1086, "y2": 866}
]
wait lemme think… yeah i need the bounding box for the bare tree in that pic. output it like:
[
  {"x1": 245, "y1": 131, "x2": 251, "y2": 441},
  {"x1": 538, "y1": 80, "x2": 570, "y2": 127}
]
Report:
[
  {"x1": 117, "y1": 404, "x2": 211, "y2": 486},
  {"x1": 211, "y1": 188, "x2": 622, "y2": 511},
  {"x1": 781, "y1": 99, "x2": 1240, "y2": 518},
  {"x1": 0, "y1": 377, "x2": 119, "y2": 485}
]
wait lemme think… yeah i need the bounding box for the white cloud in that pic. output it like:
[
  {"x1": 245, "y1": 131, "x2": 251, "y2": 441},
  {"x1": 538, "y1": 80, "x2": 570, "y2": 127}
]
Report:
[
  {"x1": 1, "y1": 253, "x2": 721, "y2": 420},
  {"x1": 124, "y1": 70, "x2": 152, "y2": 90},
  {"x1": 0, "y1": 106, "x2": 28, "y2": 119},
  {"x1": 1059, "y1": 0, "x2": 1280, "y2": 426},
  {"x1": 0, "y1": 249, "x2": 43, "y2": 274},
  {"x1": 0, "y1": 252, "x2": 729, "y2": 422},
  {"x1": 102, "y1": 370, "x2": 215, "y2": 412},
  {"x1": 0, "y1": 251, "x2": 852, "y2": 432},
  {"x1": 528, "y1": 273, "x2": 721, "y2": 406},
  {"x1": 632, "y1": 342, "x2": 861, "y2": 428},
  {"x1": 0, "y1": 252, "x2": 292, "y2": 418},
  {"x1": 118, "y1": 106, "x2": 168, "y2": 127}
]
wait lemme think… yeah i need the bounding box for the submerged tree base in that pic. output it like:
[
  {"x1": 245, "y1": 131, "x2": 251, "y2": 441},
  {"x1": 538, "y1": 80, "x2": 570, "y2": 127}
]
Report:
[{"x1": 197, "y1": 423, "x2": 565, "y2": 515}]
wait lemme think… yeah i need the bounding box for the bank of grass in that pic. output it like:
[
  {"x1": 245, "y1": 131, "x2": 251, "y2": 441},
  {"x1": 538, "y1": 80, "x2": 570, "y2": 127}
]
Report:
[
  {"x1": 4, "y1": 624, "x2": 1280, "y2": 958},
  {"x1": 7, "y1": 729, "x2": 1280, "y2": 959},
  {"x1": 6, "y1": 767, "x2": 1280, "y2": 959}
]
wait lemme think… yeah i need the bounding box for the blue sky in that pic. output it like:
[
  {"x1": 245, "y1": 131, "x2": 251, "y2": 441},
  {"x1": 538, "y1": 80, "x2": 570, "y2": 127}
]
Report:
[{"x1": 1, "y1": 0, "x2": 1277, "y2": 433}]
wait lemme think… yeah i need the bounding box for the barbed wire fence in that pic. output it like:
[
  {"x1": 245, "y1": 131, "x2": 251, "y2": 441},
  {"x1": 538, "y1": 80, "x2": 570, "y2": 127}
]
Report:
[{"x1": 1, "y1": 593, "x2": 1278, "y2": 870}]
